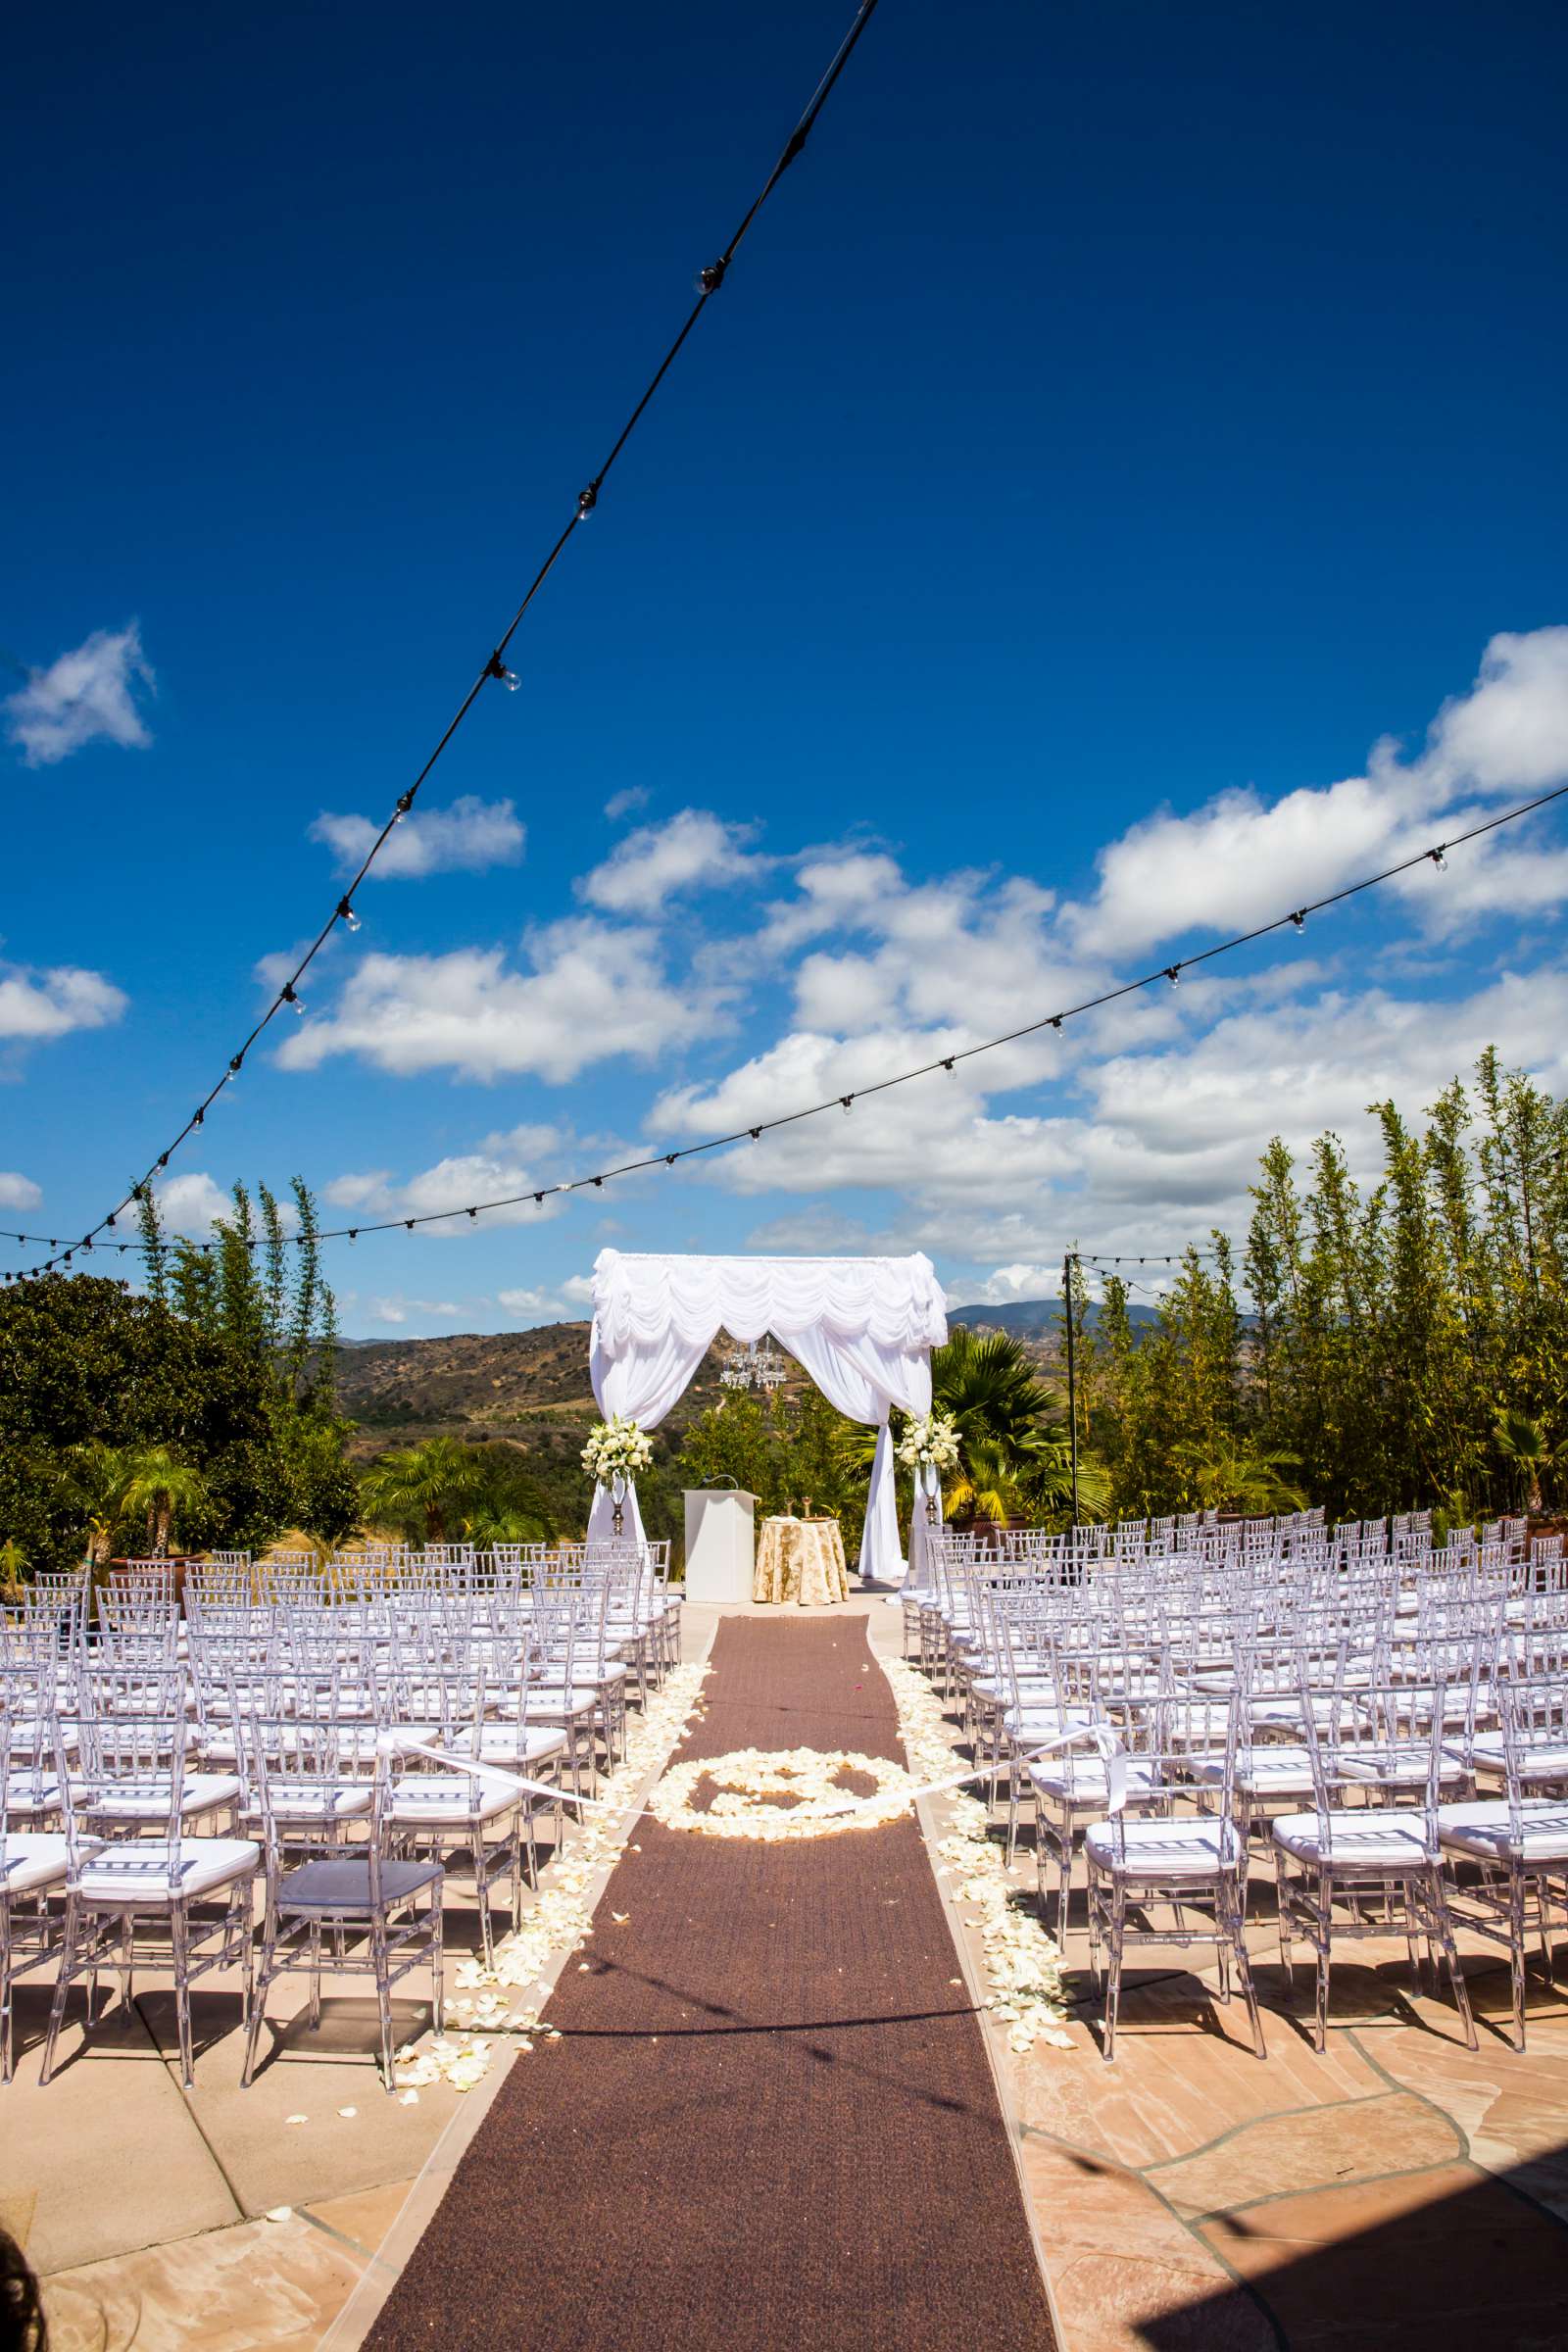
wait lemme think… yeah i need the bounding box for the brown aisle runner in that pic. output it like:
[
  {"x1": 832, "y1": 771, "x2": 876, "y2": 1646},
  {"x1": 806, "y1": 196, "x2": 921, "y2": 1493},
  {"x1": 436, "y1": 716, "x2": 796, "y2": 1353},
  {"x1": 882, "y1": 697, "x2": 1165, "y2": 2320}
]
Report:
[{"x1": 368, "y1": 1615, "x2": 1056, "y2": 2350}]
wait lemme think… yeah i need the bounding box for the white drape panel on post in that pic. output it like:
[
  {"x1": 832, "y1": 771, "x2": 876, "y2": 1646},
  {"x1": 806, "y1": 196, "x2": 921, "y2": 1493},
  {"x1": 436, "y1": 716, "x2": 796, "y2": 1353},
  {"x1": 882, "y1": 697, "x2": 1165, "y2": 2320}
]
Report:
[
  {"x1": 906, "y1": 1464, "x2": 946, "y2": 1591},
  {"x1": 586, "y1": 1250, "x2": 948, "y2": 1583}
]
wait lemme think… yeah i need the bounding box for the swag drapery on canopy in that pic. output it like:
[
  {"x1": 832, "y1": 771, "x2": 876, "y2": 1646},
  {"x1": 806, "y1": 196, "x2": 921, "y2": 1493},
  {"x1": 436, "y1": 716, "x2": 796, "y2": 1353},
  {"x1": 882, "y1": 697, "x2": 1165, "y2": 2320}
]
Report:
[{"x1": 585, "y1": 1249, "x2": 949, "y2": 1586}]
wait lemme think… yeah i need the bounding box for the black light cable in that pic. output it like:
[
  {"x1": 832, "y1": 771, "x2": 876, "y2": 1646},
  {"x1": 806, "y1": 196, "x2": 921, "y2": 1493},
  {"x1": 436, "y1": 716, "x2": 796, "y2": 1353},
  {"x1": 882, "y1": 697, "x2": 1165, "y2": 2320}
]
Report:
[
  {"x1": 6, "y1": 781, "x2": 1565, "y2": 1279},
  {"x1": 16, "y1": 0, "x2": 886, "y2": 1280}
]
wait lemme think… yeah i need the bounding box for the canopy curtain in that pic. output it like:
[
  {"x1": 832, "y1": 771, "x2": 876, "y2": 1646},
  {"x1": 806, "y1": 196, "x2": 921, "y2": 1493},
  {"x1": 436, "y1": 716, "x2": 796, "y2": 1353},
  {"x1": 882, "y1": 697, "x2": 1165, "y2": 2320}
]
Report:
[{"x1": 586, "y1": 1250, "x2": 948, "y2": 1584}]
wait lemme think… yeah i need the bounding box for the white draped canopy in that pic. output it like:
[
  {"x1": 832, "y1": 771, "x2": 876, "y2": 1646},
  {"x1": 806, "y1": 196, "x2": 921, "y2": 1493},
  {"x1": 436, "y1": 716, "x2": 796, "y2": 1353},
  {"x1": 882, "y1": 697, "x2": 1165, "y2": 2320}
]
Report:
[{"x1": 585, "y1": 1249, "x2": 949, "y2": 1585}]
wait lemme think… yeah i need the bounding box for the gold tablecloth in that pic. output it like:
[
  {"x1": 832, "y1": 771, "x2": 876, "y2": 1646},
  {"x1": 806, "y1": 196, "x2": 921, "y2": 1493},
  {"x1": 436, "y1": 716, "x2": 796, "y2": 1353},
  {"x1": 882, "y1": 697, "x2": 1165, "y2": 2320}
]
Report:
[{"x1": 753, "y1": 1516, "x2": 850, "y2": 1606}]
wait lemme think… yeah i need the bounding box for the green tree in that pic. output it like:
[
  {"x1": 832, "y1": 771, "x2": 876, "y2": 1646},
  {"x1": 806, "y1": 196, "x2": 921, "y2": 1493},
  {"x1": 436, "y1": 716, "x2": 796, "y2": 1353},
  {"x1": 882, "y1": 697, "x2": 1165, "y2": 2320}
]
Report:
[
  {"x1": 1495, "y1": 1409, "x2": 1551, "y2": 1516},
  {"x1": 358, "y1": 1437, "x2": 496, "y2": 1544},
  {"x1": 114, "y1": 1444, "x2": 209, "y2": 1557},
  {"x1": 136, "y1": 1176, "x2": 356, "y2": 1541},
  {"x1": 0, "y1": 1274, "x2": 290, "y2": 1575}
]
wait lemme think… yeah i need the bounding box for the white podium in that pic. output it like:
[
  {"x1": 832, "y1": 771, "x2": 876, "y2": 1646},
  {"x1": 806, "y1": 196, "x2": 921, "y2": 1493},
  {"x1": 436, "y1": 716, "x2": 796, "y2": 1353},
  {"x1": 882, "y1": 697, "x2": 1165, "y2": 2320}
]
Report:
[{"x1": 683, "y1": 1489, "x2": 757, "y2": 1602}]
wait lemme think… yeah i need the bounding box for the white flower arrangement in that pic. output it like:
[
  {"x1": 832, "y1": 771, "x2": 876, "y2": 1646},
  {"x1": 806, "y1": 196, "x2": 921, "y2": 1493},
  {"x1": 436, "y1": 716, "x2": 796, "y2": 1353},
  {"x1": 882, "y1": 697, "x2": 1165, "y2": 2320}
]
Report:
[
  {"x1": 895, "y1": 1410, "x2": 960, "y2": 1475},
  {"x1": 581, "y1": 1413, "x2": 654, "y2": 1482}
]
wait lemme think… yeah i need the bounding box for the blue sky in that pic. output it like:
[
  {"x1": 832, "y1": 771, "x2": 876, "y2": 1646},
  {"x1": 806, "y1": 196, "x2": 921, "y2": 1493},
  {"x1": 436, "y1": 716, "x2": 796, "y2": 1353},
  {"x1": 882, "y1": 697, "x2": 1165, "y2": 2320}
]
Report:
[{"x1": 6, "y1": 0, "x2": 1567, "y2": 1333}]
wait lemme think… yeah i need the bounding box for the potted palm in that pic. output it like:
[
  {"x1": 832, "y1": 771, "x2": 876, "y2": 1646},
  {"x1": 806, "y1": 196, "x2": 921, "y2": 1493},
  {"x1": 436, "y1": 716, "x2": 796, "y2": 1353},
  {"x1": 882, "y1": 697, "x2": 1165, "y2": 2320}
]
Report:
[{"x1": 107, "y1": 1444, "x2": 210, "y2": 1598}]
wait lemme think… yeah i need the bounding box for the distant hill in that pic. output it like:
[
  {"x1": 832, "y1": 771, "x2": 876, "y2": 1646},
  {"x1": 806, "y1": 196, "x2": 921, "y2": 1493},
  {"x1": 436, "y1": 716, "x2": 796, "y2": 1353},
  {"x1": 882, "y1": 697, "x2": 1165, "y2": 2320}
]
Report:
[
  {"x1": 326, "y1": 1322, "x2": 734, "y2": 1461},
  {"x1": 948, "y1": 1297, "x2": 1160, "y2": 1335},
  {"x1": 327, "y1": 1298, "x2": 1165, "y2": 1448}
]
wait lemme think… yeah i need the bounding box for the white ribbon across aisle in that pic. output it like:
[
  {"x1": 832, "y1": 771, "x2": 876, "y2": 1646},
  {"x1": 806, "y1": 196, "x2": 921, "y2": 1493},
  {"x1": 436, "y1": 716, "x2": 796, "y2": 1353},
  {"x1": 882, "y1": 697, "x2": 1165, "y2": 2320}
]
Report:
[{"x1": 385, "y1": 1722, "x2": 1127, "y2": 1828}]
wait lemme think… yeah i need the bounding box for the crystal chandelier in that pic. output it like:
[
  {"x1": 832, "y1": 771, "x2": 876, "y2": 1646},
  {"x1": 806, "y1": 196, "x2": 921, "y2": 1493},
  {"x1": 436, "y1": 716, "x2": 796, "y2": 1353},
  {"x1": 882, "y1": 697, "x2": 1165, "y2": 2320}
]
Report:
[{"x1": 720, "y1": 1333, "x2": 787, "y2": 1392}]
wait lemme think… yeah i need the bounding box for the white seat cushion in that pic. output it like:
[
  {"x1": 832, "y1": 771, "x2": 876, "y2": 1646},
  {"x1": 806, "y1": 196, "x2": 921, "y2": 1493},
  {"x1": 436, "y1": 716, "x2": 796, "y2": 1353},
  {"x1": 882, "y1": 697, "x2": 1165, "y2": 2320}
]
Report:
[
  {"x1": 1460, "y1": 1736, "x2": 1568, "y2": 1783},
  {"x1": 1003, "y1": 1708, "x2": 1095, "y2": 1740},
  {"x1": 1271, "y1": 1809, "x2": 1434, "y2": 1871},
  {"x1": 1439, "y1": 1797, "x2": 1568, "y2": 1864},
  {"x1": 76, "y1": 1838, "x2": 259, "y2": 1905},
  {"x1": 1084, "y1": 1816, "x2": 1243, "y2": 1877},
  {"x1": 440, "y1": 1728, "x2": 567, "y2": 1769},
  {"x1": 1030, "y1": 1759, "x2": 1161, "y2": 1806},
  {"x1": 90, "y1": 1772, "x2": 243, "y2": 1820},
  {"x1": 1338, "y1": 1747, "x2": 1466, "y2": 1789},
  {"x1": 529, "y1": 1688, "x2": 604, "y2": 1715},
  {"x1": 972, "y1": 1676, "x2": 1054, "y2": 1703},
  {"x1": 0, "y1": 1833, "x2": 73, "y2": 1895},
  {"x1": 4, "y1": 1777, "x2": 85, "y2": 1817},
  {"x1": 242, "y1": 1785, "x2": 372, "y2": 1827},
  {"x1": 1247, "y1": 1694, "x2": 1344, "y2": 1732},
  {"x1": 389, "y1": 1777, "x2": 517, "y2": 1826},
  {"x1": 1190, "y1": 1744, "x2": 1315, "y2": 1795}
]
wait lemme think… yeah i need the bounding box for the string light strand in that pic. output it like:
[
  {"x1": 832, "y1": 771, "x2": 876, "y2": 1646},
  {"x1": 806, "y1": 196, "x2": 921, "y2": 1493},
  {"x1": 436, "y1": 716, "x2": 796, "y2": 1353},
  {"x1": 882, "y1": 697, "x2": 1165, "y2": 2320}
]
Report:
[
  {"x1": 7, "y1": 781, "x2": 1564, "y2": 1278},
  {"x1": 14, "y1": 0, "x2": 886, "y2": 1281}
]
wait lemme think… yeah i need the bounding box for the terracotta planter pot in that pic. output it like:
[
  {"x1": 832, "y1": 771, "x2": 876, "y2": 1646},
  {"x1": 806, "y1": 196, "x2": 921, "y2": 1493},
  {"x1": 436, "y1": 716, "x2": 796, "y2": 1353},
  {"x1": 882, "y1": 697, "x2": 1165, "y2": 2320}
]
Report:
[{"x1": 108, "y1": 1555, "x2": 203, "y2": 1604}]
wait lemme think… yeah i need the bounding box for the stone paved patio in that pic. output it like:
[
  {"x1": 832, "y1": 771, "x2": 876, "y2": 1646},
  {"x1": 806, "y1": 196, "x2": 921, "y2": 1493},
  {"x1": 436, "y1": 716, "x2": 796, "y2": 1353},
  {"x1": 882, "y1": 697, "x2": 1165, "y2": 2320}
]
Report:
[{"x1": 6, "y1": 1595, "x2": 1568, "y2": 2348}]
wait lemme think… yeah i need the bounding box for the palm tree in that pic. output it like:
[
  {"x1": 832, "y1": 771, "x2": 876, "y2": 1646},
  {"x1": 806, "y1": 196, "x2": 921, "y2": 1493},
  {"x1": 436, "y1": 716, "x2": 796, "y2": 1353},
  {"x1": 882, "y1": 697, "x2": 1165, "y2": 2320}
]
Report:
[
  {"x1": 932, "y1": 1327, "x2": 1060, "y2": 1463},
  {"x1": 461, "y1": 1500, "x2": 554, "y2": 1547},
  {"x1": 843, "y1": 1326, "x2": 1105, "y2": 1529},
  {"x1": 1179, "y1": 1441, "x2": 1304, "y2": 1517},
  {"x1": 1495, "y1": 1409, "x2": 1550, "y2": 1516},
  {"x1": 67, "y1": 1442, "x2": 135, "y2": 1569},
  {"x1": 358, "y1": 1437, "x2": 492, "y2": 1544},
  {"x1": 114, "y1": 1446, "x2": 209, "y2": 1558}
]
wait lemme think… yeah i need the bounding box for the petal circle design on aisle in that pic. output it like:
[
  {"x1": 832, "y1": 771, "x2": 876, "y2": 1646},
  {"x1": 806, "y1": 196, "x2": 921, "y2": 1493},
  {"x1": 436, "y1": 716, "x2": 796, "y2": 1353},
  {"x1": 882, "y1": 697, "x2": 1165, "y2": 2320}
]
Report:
[{"x1": 648, "y1": 1745, "x2": 918, "y2": 1840}]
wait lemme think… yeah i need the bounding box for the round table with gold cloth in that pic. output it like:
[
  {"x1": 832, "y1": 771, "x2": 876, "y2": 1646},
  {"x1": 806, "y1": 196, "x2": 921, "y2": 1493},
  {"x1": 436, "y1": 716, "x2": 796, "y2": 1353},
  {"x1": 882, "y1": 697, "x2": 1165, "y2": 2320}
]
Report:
[{"x1": 752, "y1": 1515, "x2": 850, "y2": 1606}]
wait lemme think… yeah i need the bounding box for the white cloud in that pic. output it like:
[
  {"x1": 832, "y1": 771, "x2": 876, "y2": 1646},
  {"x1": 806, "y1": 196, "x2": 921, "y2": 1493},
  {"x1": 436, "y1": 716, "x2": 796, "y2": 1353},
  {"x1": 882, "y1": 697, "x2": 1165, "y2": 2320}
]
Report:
[
  {"x1": 498, "y1": 1272, "x2": 595, "y2": 1324},
  {"x1": 4, "y1": 623, "x2": 155, "y2": 766},
  {"x1": 322, "y1": 1170, "x2": 396, "y2": 1212},
  {"x1": 0, "y1": 963, "x2": 127, "y2": 1043},
  {"x1": 369, "y1": 1296, "x2": 462, "y2": 1326},
  {"x1": 962, "y1": 1263, "x2": 1060, "y2": 1304},
  {"x1": 155, "y1": 1173, "x2": 235, "y2": 1239},
  {"x1": 1412, "y1": 627, "x2": 1568, "y2": 797},
  {"x1": 0, "y1": 1172, "x2": 42, "y2": 1210},
  {"x1": 327, "y1": 1128, "x2": 639, "y2": 1234},
  {"x1": 580, "y1": 808, "x2": 768, "y2": 915},
  {"x1": 743, "y1": 1207, "x2": 874, "y2": 1255},
  {"x1": 604, "y1": 785, "x2": 651, "y2": 822},
  {"x1": 653, "y1": 956, "x2": 1568, "y2": 1280},
  {"x1": 276, "y1": 919, "x2": 729, "y2": 1082},
  {"x1": 309, "y1": 795, "x2": 525, "y2": 880},
  {"x1": 153, "y1": 1173, "x2": 302, "y2": 1241},
  {"x1": 1069, "y1": 628, "x2": 1568, "y2": 958},
  {"x1": 498, "y1": 1286, "x2": 558, "y2": 1320}
]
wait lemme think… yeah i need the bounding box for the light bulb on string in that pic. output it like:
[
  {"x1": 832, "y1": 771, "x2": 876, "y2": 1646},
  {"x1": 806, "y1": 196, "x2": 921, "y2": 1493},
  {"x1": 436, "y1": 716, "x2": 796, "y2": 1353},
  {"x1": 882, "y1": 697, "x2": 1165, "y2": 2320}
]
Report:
[
  {"x1": 1164, "y1": 966, "x2": 1181, "y2": 987},
  {"x1": 281, "y1": 984, "x2": 305, "y2": 1015},
  {"x1": 1430, "y1": 845, "x2": 1446, "y2": 868},
  {"x1": 1290, "y1": 911, "x2": 1305, "y2": 930},
  {"x1": 337, "y1": 898, "x2": 361, "y2": 932}
]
